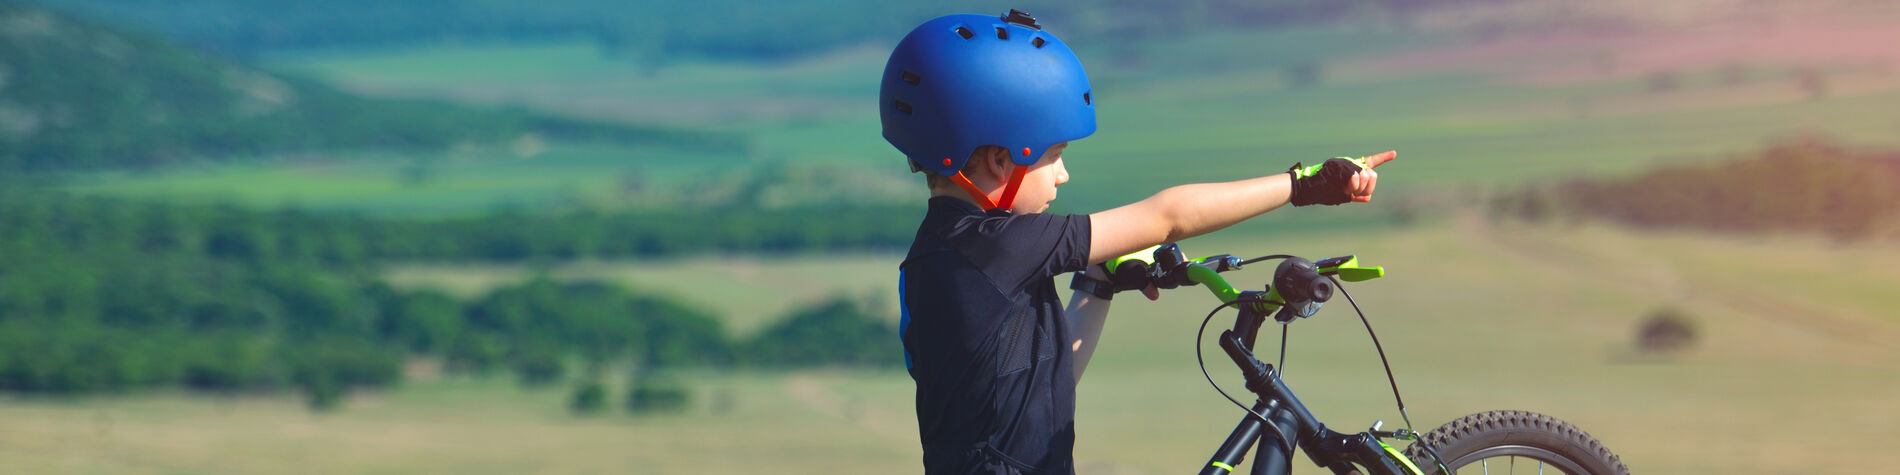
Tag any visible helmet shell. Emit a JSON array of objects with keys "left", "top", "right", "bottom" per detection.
[{"left": 880, "top": 13, "right": 1096, "bottom": 176}]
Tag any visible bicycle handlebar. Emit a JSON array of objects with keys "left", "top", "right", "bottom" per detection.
[{"left": 1104, "top": 243, "right": 1385, "bottom": 321}]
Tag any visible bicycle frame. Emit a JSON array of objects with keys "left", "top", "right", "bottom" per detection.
[
  {"left": 1199, "top": 314, "right": 1422, "bottom": 475},
  {"left": 1181, "top": 256, "right": 1427, "bottom": 475}
]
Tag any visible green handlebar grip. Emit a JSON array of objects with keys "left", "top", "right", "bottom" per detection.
[
  {"left": 1104, "top": 244, "right": 1162, "bottom": 276},
  {"left": 1334, "top": 266, "right": 1385, "bottom": 282},
  {"left": 1316, "top": 255, "right": 1386, "bottom": 282}
]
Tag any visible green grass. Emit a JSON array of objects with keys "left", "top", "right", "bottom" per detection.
[
  {"left": 62, "top": 142, "right": 755, "bottom": 214},
  {"left": 266, "top": 40, "right": 881, "bottom": 129},
  {"left": 384, "top": 253, "right": 907, "bottom": 338},
  {"left": 10, "top": 217, "right": 1900, "bottom": 473},
  {"left": 0, "top": 371, "right": 920, "bottom": 474}
]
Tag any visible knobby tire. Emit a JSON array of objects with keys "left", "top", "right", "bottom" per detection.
[{"left": 1403, "top": 410, "right": 1630, "bottom": 475}]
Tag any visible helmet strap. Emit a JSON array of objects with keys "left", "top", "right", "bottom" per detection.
[
  {"left": 946, "top": 163, "right": 1029, "bottom": 212},
  {"left": 948, "top": 171, "right": 998, "bottom": 210},
  {"left": 995, "top": 164, "right": 1029, "bottom": 211}
]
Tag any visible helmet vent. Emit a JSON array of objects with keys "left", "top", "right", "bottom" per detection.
[
  {"left": 995, "top": 27, "right": 1008, "bottom": 40},
  {"left": 1031, "top": 37, "right": 1045, "bottom": 48},
  {"left": 954, "top": 26, "right": 974, "bottom": 40},
  {"left": 1083, "top": 92, "right": 1091, "bottom": 105},
  {"left": 901, "top": 70, "right": 921, "bottom": 85},
  {"left": 893, "top": 99, "right": 914, "bottom": 115},
  {"left": 1002, "top": 9, "right": 1041, "bottom": 30}
]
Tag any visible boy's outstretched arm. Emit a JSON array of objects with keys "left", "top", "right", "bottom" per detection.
[{"left": 1085, "top": 151, "right": 1395, "bottom": 264}]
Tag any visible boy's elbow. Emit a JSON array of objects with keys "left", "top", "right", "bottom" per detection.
[
  {"left": 1157, "top": 211, "right": 1189, "bottom": 243},
  {"left": 1163, "top": 228, "right": 1191, "bottom": 243},
  {"left": 1153, "top": 189, "right": 1196, "bottom": 242}
]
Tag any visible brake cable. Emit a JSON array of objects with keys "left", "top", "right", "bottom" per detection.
[
  {"left": 1196, "top": 298, "right": 1260, "bottom": 420},
  {"left": 1330, "top": 274, "right": 1450, "bottom": 470},
  {"left": 1238, "top": 254, "right": 1295, "bottom": 267},
  {"left": 1326, "top": 275, "right": 1413, "bottom": 434}
]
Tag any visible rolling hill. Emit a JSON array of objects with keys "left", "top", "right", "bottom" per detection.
[{"left": 0, "top": 0, "right": 739, "bottom": 172}]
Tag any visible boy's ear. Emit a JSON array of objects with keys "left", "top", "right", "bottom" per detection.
[{"left": 981, "top": 147, "right": 1013, "bottom": 179}]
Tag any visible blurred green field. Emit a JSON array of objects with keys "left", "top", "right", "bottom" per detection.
[
  {"left": 65, "top": 23, "right": 1900, "bottom": 215},
  {"left": 6, "top": 218, "right": 1898, "bottom": 473},
  {"left": 384, "top": 253, "right": 908, "bottom": 337},
  {"left": 61, "top": 142, "right": 763, "bottom": 214},
  {"left": 20, "top": 6, "right": 1900, "bottom": 474},
  {"left": 122, "top": 214, "right": 1882, "bottom": 474}
]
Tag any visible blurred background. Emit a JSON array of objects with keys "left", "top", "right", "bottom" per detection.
[{"left": 2, "top": 0, "right": 1898, "bottom": 473}]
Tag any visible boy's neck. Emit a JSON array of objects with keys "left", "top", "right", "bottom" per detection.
[{"left": 931, "top": 188, "right": 992, "bottom": 210}]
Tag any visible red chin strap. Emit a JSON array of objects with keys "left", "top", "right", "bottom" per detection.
[{"left": 946, "top": 164, "right": 1029, "bottom": 212}]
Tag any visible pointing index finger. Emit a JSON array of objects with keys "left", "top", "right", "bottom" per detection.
[{"left": 1363, "top": 150, "right": 1397, "bottom": 169}]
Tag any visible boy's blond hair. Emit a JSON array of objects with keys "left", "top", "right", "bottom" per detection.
[{"left": 923, "top": 145, "right": 1007, "bottom": 192}]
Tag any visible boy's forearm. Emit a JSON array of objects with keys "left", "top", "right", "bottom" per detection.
[
  {"left": 1066, "top": 290, "right": 1112, "bottom": 382},
  {"left": 1088, "top": 173, "right": 1293, "bottom": 263},
  {"left": 1149, "top": 173, "right": 1294, "bottom": 241}
]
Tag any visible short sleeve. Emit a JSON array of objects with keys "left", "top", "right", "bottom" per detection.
[{"left": 948, "top": 212, "right": 1091, "bottom": 293}]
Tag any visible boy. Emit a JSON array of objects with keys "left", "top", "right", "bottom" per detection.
[{"left": 883, "top": 10, "right": 1392, "bottom": 474}]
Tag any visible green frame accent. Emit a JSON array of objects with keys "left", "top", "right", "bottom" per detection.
[{"left": 1378, "top": 439, "right": 1425, "bottom": 475}]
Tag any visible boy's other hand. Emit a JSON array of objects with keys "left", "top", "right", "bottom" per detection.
[{"left": 1086, "top": 263, "right": 1160, "bottom": 301}]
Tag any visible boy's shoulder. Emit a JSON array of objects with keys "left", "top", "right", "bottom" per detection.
[{"left": 905, "top": 197, "right": 1090, "bottom": 285}]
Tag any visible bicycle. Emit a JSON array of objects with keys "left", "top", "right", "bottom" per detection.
[{"left": 1102, "top": 243, "right": 1629, "bottom": 475}]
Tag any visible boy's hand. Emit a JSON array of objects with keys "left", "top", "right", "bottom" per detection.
[
  {"left": 1085, "top": 263, "right": 1160, "bottom": 301},
  {"left": 1290, "top": 150, "right": 1396, "bottom": 206}
]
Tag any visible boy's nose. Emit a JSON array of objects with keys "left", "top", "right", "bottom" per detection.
[{"left": 1053, "top": 157, "right": 1069, "bottom": 185}]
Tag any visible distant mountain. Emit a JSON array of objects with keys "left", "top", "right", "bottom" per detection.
[{"left": 0, "top": 0, "right": 740, "bottom": 172}]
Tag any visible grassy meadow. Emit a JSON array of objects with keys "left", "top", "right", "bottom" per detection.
[{"left": 7, "top": 218, "right": 1900, "bottom": 473}]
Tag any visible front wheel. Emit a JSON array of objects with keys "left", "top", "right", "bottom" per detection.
[{"left": 1402, "top": 410, "right": 1628, "bottom": 475}]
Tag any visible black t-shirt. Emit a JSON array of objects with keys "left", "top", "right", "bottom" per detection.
[{"left": 899, "top": 196, "right": 1092, "bottom": 474}]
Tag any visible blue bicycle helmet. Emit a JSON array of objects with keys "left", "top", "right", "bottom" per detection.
[{"left": 880, "top": 10, "right": 1096, "bottom": 190}]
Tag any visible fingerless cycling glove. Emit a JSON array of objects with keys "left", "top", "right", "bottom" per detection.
[{"left": 1288, "top": 157, "right": 1366, "bottom": 206}]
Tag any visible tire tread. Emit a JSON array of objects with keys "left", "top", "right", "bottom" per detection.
[{"left": 1403, "top": 410, "right": 1629, "bottom": 475}]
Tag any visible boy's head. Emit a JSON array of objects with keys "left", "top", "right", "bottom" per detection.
[{"left": 880, "top": 10, "right": 1094, "bottom": 212}]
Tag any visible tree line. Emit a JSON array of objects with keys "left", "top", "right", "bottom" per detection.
[
  {"left": 1491, "top": 137, "right": 1900, "bottom": 239},
  {"left": 1, "top": 190, "right": 919, "bottom": 264},
  {"left": 0, "top": 188, "right": 908, "bottom": 409}
]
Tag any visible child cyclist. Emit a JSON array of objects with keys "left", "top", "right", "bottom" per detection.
[{"left": 885, "top": 10, "right": 1393, "bottom": 474}]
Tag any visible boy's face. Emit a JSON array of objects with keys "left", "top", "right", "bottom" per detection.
[{"left": 1010, "top": 142, "right": 1070, "bottom": 214}]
